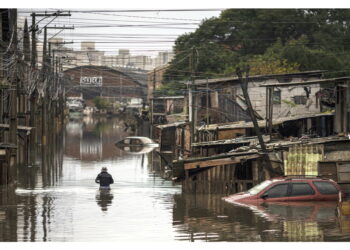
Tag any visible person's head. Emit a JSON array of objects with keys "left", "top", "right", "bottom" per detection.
[{"left": 101, "top": 167, "right": 108, "bottom": 172}]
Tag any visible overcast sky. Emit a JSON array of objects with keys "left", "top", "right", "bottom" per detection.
[
  {"left": 14, "top": 0, "right": 350, "bottom": 58},
  {"left": 17, "top": 8, "right": 223, "bottom": 57}
]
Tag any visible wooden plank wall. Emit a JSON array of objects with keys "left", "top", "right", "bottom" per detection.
[
  {"left": 182, "top": 161, "right": 258, "bottom": 194},
  {"left": 218, "top": 128, "right": 246, "bottom": 140}
]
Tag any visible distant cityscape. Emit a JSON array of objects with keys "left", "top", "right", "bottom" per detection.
[
  {"left": 47, "top": 38, "right": 174, "bottom": 71},
  {"left": 16, "top": 16, "right": 175, "bottom": 72}
]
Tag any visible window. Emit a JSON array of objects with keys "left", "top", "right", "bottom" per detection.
[
  {"left": 273, "top": 90, "right": 281, "bottom": 104},
  {"left": 293, "top": 96, "right": 307, "bottom": 105},
  {"left": 248, "top": 180, "right": 273, "bottom": 195},
  {"left": 263, "top": 184, "right": 288, "bottom": 198},
  {"left": 278, "top": 77, "right": 292, "bottom": 83},
  {"left": 200, "top": 95, "right": 211, "bottom": 108},
  {"left": 313, "top": 181, "right": 338, "bottom": 195},
  {"left": 290, "top": 183, "right": 315, "bottom": 196},
  {"left": 130, "top": 139, "right": 142, "bottom": 145},
  {"left": 173, "top": 99, "right": 184, "bottom": 114},
  {"left": 124, "top": 139, "right": 130, "bottom": 144}
]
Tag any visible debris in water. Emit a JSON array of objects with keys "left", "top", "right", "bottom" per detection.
[
  {"left": 262, "top": 229, "right": 280, "bottom": 233},
  {"left": 217, "top": 215, "right": 229, "bottom": 218}
]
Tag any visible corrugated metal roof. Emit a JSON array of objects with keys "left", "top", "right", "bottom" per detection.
[
  {"left": 198, "top": 112, "right": 334, "bottom": 131},
  {"left": 156, "top": 121, "right": 188, "bottom": 129},
  {"left": 259, "top": 76, "right": 350, "bottom": 88},
  {"left": 191, "top": 70, "right": 326, "bottom": 86},
  {"left": 151, "top": 96, "right": 185, "bottom": 100},
  {"left": 0, "top": 123, "right": 33, "bottom": 132}
]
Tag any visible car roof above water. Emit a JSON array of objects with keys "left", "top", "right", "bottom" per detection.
[
  {"left": 122, "top": 136, "right": 154, "bottom": 143},
  {"left": 271, "top": 177, "right": 333, "bottom": 182}
]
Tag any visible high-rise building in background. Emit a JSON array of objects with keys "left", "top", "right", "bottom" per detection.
[
  {"left": 45, "top": 38, "right": 174, "bottom": 71},
  {"left": 81, "top": 41, "right": 95, "bottom": 51},
  {"left": 154, "top": 51, "right": 175, "bottom": 68}
]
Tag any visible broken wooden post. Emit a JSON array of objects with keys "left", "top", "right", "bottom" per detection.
[
  {"left": 189, "top": 46, "right": 198, "bottom": 148},
  {"left": 265, "top": 87, "right": 274, "bottom": 136},
  {"left": 236, "top": 67, "right": 280, "bottom": 177}
]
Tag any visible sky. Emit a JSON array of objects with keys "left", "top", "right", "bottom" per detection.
[
  {"left": 14, "top": 0, "right": 350, "bottom": 59},
  {"left": 17, "top": 8, "right": 223, "bottom": 58}
]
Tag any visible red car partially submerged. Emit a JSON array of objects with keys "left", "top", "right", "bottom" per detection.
[{"left": 223, "top": 177, "right": 344, "bottom": 205}]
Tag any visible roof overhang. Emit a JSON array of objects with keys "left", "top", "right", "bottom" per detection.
[
  {"left": 156, "top": 121, "right": 188, "bottom": 129},
  {"left": 151, "top": 96, "right": 185, "bottom": 100},
  {"left": 259, "top": 76, "right": 350, "bottom": 88},
  {"left": 190, "top": 70, "right": 326, "bottom": 87},
  {"left": 198, "top": 112, "right": 334, "bottom": 131}
]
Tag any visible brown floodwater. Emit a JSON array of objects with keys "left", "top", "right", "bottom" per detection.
[{"left": 1, "top": 116, "right": 350, "bottom": 242}]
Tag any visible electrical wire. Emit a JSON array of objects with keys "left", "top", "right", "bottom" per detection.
[{"left": 6, "top": 8, "right": 350, "bottom": 91}]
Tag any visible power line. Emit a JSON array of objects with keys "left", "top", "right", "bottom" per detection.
[
  {"left": 19, "top": 9, "right": 225, "bottom": 13},
  {"left": 70, "top": 25, "right": 196, "bottom": 29},
  {"left": 34, "top": 16, "right": 201, "bottom": 25}
]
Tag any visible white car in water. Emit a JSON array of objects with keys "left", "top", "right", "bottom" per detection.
[{"left": 115, "top": 136, "right": 159, "bottom": 154}]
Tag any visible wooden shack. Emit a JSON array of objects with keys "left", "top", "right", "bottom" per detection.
[
  {"left": 191, "top": 71, "right": 325, "bottom": 125},
  {"left": 150, "top": 96, "right": 187, "bottom": 125}
]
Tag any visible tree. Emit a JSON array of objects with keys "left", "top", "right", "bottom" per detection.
[
  {"left": 161, "top": 9, "right": 350, "bottom": 94},
  {"left": 93, "top": 97, "right": 109, "bottom": 110}
]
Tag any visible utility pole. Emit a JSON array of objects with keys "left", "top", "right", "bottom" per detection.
[
  {"left": 30, "top": 13, "right": 37, "bottom": 68},
  {"left": 29, "top": 13, "right": 37, "bottom": 164},
  {"left": 48, "top": 31, "right": 74, "bottom": 72},
  {"left": 206, "top": 77, "right": 209, "bottom": 125},
  {"left": 153, "top": 68, "right": 156, "bottom": 97},
  {"left": 30, "top": 11, "right": 72, "bottom": 67},
  {"left": 20, "top": 18, "right": 30, "bottom": 165},
  {"left": 236, "top": 66, "right": 279, "bottom": 177},
  {"left": 48, "top": 41, "right": 52, "bottom": 73},
  {"left": 23, "top": 18, "right": 31, "bottom": 62},
  {"left": 28, "top": 11, "right": 71, "bottom": 167},
  {"left": 42, "top": 27, "right": 48, "bottom": 77},
  {"left": 8, "top": 8, "right": 18, "bottom": 185},
  {"left": 41, "top": 26, "right": 48, "bottom": 164},
  {"left": 189, "top": 46, "right": 197, "bottom": 147}
]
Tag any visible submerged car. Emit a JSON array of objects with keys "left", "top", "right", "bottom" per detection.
[
  {"left": 223, "top": 177, "right": 343, "bottom": 204},
  {"left": 115, "top": 136, "right": 159, "bottom": 154}
]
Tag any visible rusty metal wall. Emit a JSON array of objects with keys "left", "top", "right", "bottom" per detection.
[{"left": 283, "top": 144, "right": 324, "bottom": 176}]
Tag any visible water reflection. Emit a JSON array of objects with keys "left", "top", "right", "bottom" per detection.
[
  {"left": 65, "top": 116, "right": 131, "bottom": 161},
  {"left": 0, "top": 188, "right": 17, "bottom": 241},
  {"left": 117, "top": 145, "right": 156, "bottom": 155},
  {"left": 3, "top": 116, "right": 181, "bottom": 241},
  {"left": 172, "top": 194, "right": 350, "bottom": 241},
  {"left": 1, "top": 116, "right": 350, "bottom": 241},
  {"left": 96, "top": 190, "right": 114, "bottom": 212}
]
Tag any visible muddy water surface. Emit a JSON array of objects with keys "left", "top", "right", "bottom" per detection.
[{"left": 0, "top": 116, "right": 350, "bottom": 242}]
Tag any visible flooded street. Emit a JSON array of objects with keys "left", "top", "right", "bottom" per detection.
[{"left": 1, "top": 117, "right": 350, "bottom": 242}]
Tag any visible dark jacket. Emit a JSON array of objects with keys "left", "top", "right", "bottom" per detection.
[{"left": 95, "top": 172, "right": 114, "bottom": 187}]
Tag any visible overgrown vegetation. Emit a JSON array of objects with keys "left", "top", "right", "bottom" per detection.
[
  {"left": 93, "top": 97, "right": 109, "bottom": 110},
  {"left": 160, "top": 9, "right": 350, "bottom": 95}
]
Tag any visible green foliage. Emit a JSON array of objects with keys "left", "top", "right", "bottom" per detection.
[
  {"left": 93, "top": 97, "right": 109, "bottom": 110},
  {"left": 224, "top": 41, "right": 300, "bottom": 76},
  {"left": 164, "top": 8, "right": 350, "bottom": 88},
  {"left": 278, "top": 36, "right": 344, "bottom": 74},
  {"left": 153, "top": 81, "right": 187, "bottom": 96}
]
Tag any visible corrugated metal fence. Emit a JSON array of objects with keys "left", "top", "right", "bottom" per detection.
[{"left": 284, "top": 144, "right": 324, "bottom": 176}]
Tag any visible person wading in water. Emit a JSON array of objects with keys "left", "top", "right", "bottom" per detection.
[{"left": 95, "top": 167, "right": 114, "bottom": 190}]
